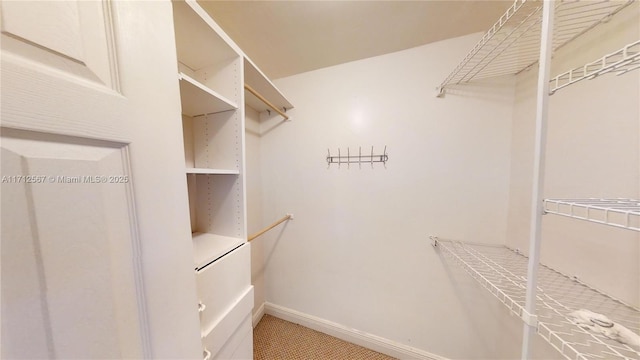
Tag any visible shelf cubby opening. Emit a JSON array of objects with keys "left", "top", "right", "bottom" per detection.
[
  {"left": 186, "top": 173, "right": 245, "bottom": 240},
  {"left": 172, "top": 1, "right": 241, "bottom": 103}
]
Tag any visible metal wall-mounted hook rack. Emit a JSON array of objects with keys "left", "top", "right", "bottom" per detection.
[
  {"left": 327, "top": 146, "right": 388, "bottom": 169},
  {"left": 245, "top": 84, "right": 291, "bottom": 121}
]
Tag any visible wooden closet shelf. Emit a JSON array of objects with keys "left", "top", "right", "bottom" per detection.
[
  {"left": 192, "top": 233, "right": 244, "bottom": 271},
  {"left": 186, "top": 168, "right": 239, "bottom": 175},
  {"left": 544, "top": 198, "right": 640, "bottom": 231},
  {"left": 179, "top": 73, "right": 237, "bottom": 117}
]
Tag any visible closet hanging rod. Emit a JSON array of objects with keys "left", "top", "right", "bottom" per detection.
[
  {"left": 244, "top": 84, "right": 290, "bottom": 120},
  {"left": 248, "top": 214, "right": 294, "bottom": 241}
]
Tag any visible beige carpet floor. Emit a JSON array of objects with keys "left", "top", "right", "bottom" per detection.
[{"left": 253, "top": 314, "right": 396, "bottom": 360}]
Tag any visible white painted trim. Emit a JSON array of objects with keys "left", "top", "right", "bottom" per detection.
[
  {"left": 263, "top": 302, "right": 449, "bottom": 360},
  {"left": 122, "top": 145, "right": 152, "bottom": 358},
  {"left": 252, "top": 302, "right": 265, "bottom": 328}
]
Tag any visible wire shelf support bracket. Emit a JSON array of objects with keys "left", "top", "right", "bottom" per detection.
[{"left": 327, "top": 146, "right": 388, "bottom": 169}]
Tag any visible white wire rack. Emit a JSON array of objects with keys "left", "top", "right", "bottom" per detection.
[
  {"left": 550, "top": 40, "right": 640, "bottom": 94},
  {"left": 437, "top": 0, "right": 634, "bottom": 95},
  {"left": 434, "top": 238, "right": 640, "bottom": 360},
  {"left": 544, "top": 198, "right": 640, "bottom": 231}
]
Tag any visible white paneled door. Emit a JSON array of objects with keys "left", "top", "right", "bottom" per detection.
[{"left": 1, "top": 1, "right": 200, "bottom": 359}]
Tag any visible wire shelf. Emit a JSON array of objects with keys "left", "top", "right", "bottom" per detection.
[
  {"left": 434, "top": 239, "right": 640, "bottom": 360},
  {"left": 544, "top": 198, "right": 640, "bottom": 232},
  {"left": 550, "top": 40, "right": 640, "bottom": 94},
  {"left": 438, "top": 0, "right": 634, "bottom": 93}
]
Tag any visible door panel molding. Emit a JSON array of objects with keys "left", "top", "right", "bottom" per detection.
[
  {"left": 0, "top": 0, "right": 120, "bottom": 90},
  {"left": 1, "top": 128, "right": 150, "bottom": 359}
]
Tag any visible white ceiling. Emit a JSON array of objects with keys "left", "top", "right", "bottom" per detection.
[{"left": 199, "top": 1, "right": 511, "bottom": 80}]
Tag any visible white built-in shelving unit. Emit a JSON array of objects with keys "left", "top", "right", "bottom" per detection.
[
  {"left": 170, "top": 1, "right": 247, "bottom": 359},
  {"left": 170, "top": 1, "right": 294, "bottom": 358},
  {"left": 173, "top": 0, "right": 245, "bottom": 247},
  {"left": 436, "top": 0, "right": 639, "bottom": 359}
]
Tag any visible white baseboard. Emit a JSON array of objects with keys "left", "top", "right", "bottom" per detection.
[
  {"left": 263, "top": 302, "right": 449, "bottom": 360},
  {"left": 252, "top": 302, "right": 266, "bottom": 328}
]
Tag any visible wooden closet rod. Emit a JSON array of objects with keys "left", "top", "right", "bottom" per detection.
[
  {"left": 244, "top": 84, "right": 290, "bottom": 120},
  {"left": 248, "top": 214, "right": 293, "bottom": 241}
]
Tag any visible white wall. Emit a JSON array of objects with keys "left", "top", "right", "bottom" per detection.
[
  {"left": 243, "top": 5, "right": 640, "bottom": 358},
  {"left": 251, "top": 33, "right": 562, "bottom": 359},
  {"left": 506, "top": 3, "right": 640, "bottom": 307}
]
